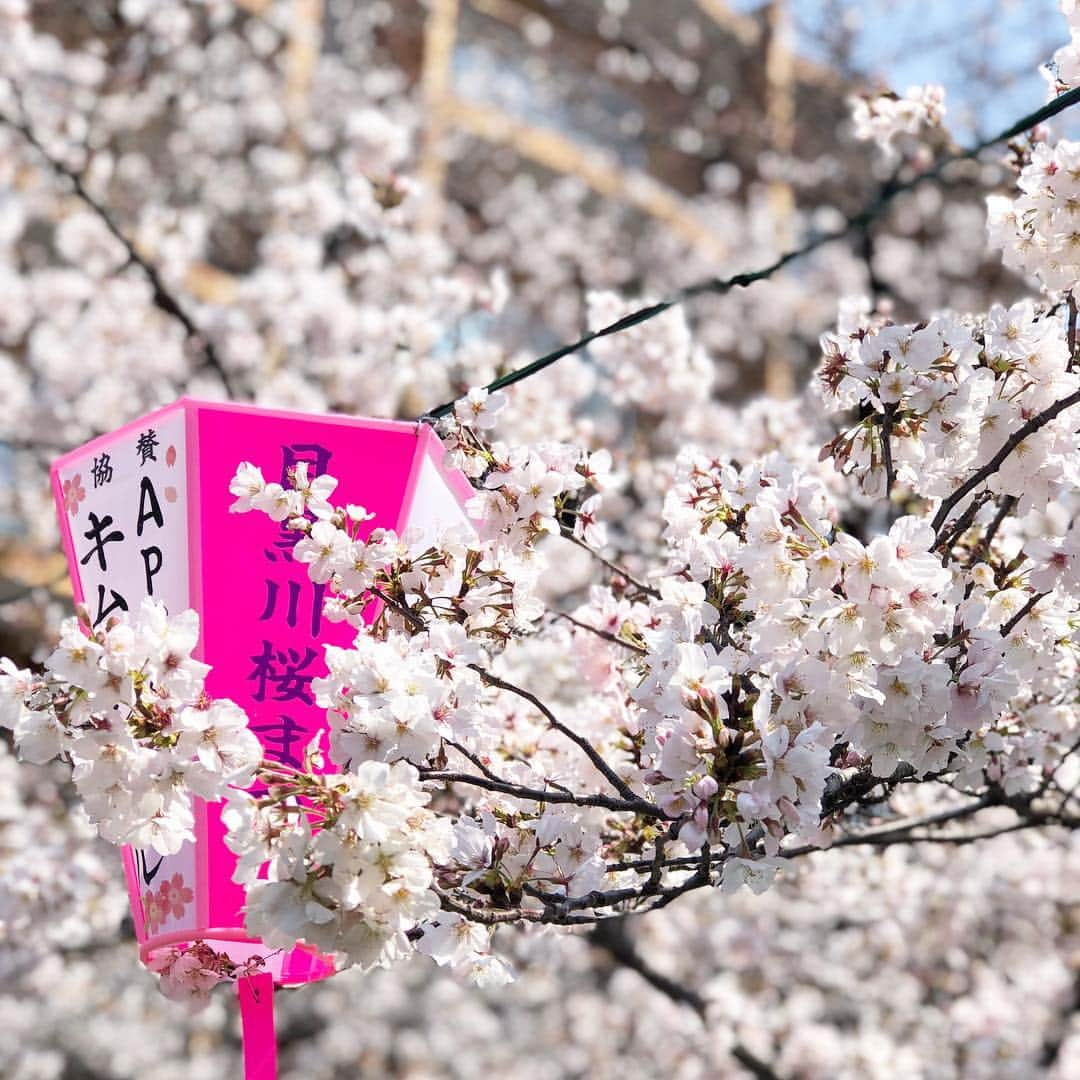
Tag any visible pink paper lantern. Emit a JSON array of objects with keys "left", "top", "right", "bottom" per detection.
[{"left": 50, "top": 398, "right": 474, "bottom": 1073}]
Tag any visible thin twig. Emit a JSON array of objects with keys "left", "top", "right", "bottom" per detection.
[
  {"left": 419, "top": 768, "right": 654, "bottom": 815},
  {"left": 589, "top": 916, "right": 785, "bottom": 1079},
  {"left": 1068, "top": 292, "right": 1078, "bottom": 371},
  {"left": 369, "top": 587, "right": 657, "bottom": 812},
  {"left": 561, "top": 532, "right": 660, "bottom": 599},
  {"left": 0, "top": 101, "right": 237, "bottom": 397},
  {"left": 1000, "top": 590, "right": 1048, "bottom": 637},
  {"left": 444, "top": 738, "right": 503, "bottom": 783},
  {"left": 590, "top": 918, "right": 707, "bottom": 1016},
  {"left": 936, "top": 490, "right": 992, "bottom": 557},
  {"left": 469, "top": 664, "right": 657, "bottom": 813},
  {"left": 553, "top": 610, "right": 647, "bottom": 654},
  {"left": 880, "top": 405, "right": 896, "bottom": 500},
  {"left": 369, "top": 585, "right": 660, "bottom": 812},
  {"left": 979, "top": 494, "right": 1017, "bottom": 554},
  {"left": 931, "top": 387, "right": 1080, "bottom": 536}
]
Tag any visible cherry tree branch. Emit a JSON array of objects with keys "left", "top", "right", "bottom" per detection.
[
  {"left": 1040, "top": 970, "right": 1080, "bottom": 1069},
  {"left": 979, "top": 494, "right": 1018, "bottom": 555},
  {"left": 419, "top": 767, "right": 658, "bottom": 815},
  {"left": 589, "top": 918, "right": 784, "bottom": 1080},
  {"left": 438, "top": 786, "right": 1079, "bottom": 928},
  {"left": 423, "top": 85, "right": 1080, "bottom": 419},
  {"left": 1068, "top": 292, "right": 1078, "bottom": 371},
  {"left": 560, "top": 531, "right": 661, "bottom": 599},
  {"left": 552, "top": 610, "right": 648, "bottom": 654},
  {"left": 936, "top": 490, "right": 993, "bottom": 556},
  {"left": 369, "top": 585, "right": 658, "bottom": 813},
  {"left": 1000, "top": 591, "right": 1049, "bottom": 636},
  {"left": 469, "top": 664, "right": 659, "bottom": 813},
  {"left": 931, "top": 388, "right": 1080, "bottom": 536},
  {"left": 0, "top": 96, "right": 237, "bottom": 397},
  {"left": 880, "top": 405, "right": 896, "bottom": 500},
  {"left": 590, "top": 917, "right": 708, "bottom": 1015}
]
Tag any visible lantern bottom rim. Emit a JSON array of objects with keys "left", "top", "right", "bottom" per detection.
[{"left": 139, "top": 926, "right": 336, "bottom": 987}]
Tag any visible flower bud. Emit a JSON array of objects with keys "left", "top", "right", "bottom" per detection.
[{"left": 692, "top": 775, "right": 719, "bottom": 800}]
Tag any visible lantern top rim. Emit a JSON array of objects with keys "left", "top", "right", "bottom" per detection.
[{"left": 51, "top": 396, "right": 434, "bottom": 479}]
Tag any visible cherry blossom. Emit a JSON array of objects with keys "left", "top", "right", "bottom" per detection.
[{"left": 1, "top": 3, "right": 1080, "bottom": 1072}]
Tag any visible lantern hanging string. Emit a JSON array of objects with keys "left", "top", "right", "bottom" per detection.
[
  {"left": 420, "top": 84, "right": 1080, "bottom": 422},
  {"left": 238, "top": 971, "right": 279, "bottom": 1080}
]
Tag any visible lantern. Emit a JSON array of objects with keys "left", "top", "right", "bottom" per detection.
[{"left": 51, "top": 398, "right": 475, "bottom": 1077}]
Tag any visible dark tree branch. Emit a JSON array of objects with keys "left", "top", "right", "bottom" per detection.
[
  {"left": 936, "top": 490, "right": 993, "bottom": 557},
  {"left": 560, "top": 531, "right": 661, "bottom": 599},
  {"left": 0, "top": 99, "right": 237, "bottom": 397},
  {"left": 419, "top": 767, "right": 657, "bottom": 815},
  {"left": 1068, "top": 292, "right": 1078, "bottom": 371},
  {"left": 880, "top": 405, "right": 896, "bottom": 500},
  {"left": 1000, "top": 591, "right": 1049, "bottom": 637},
  {"left": 979, "top": 494, "right": 1017, "bottom": 554},
  {"left": 553, "top": 609, "right": 648, "bottom": 654},
  {"left": 470, "top": 664, "right": 657, "bottom": 813},
  {"left": 1040, "top": 970, "right": 1080, "bottom": 1068},
  {"left": 590, "top": 917, "right": 707, "bottom": 1015},
  {"left": 589, "top": 918, "right": 785, "bottom": 1080},
  {"left": 423, "top": 86, "right": 1080, "bottom": 419},
  {"left": 932, "top": 387, "right": 1080, "bottom": 536}
]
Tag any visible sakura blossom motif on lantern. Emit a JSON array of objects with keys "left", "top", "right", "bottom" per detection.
[
  {"left": 62, "top": 472, "right": 86, "bottom": 516},
  {"left": 141, "top": 873, "right": 194, "bottom": 934},
  {"left": 159, "top": 872, "right": 195, "bottom": 921},
  {"left": 142, "top": 888, "right": 166, "bottom": 936}
]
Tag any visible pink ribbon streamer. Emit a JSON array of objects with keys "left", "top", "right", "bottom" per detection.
[{"left": 238, "top": 973, "right": 277, "bottom": 1080}]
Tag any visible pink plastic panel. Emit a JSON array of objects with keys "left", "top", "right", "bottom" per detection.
[{"left": 193, "top": 404, "right": 422, "bottom": 932}]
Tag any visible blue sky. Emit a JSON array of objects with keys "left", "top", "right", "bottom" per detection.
[{"left": 729, "top": 0, "right": 1069, "bottom": 140}]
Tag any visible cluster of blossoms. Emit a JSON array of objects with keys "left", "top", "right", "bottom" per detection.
[
  {"left": 849, "top": 84, "right": 946, "bottom": 157},
  {"left": 224, "top": 757, "right": 472, "bottom": 978},
  {"left": 0, "top": 591, "right": 508, "bottom": 988},
  {"left": 223, "top": 439, "right": 622, "bottom": 974},
  {"left": 818, "top": 298, "right": 1080, "bottom": 508},
  {"left": 987, "top": 136, "right": 1080, "bottom": 292},
  {"left": 442, "top": 391, "right": 614, "bottom": 555},
  {"left": 630, "top": 459, "right": 837, "bottom": 869},
  {"left": 814, "top": 294, "right": 1080, "bottom": 785},
  {"left": 584, "top": 291, "right": 722, "bottom": 418},
  {"left": 148, "top": 941, "right": 272, "bottom": 1011},
  {"left": 12, "top": 274, "right": 1080, "bottom": 996},
  {"left": 1046, "top": 0, "right": 1080, "bottom": 92},
  {"left": 228, "top": 420, "right": 622, "bottom": 918},
  {"left": 224, "top": 288, "right": 1080, "bottom": 923},
  {"left": 0, "top": 600, "right": 260, "bottom": 853}
]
